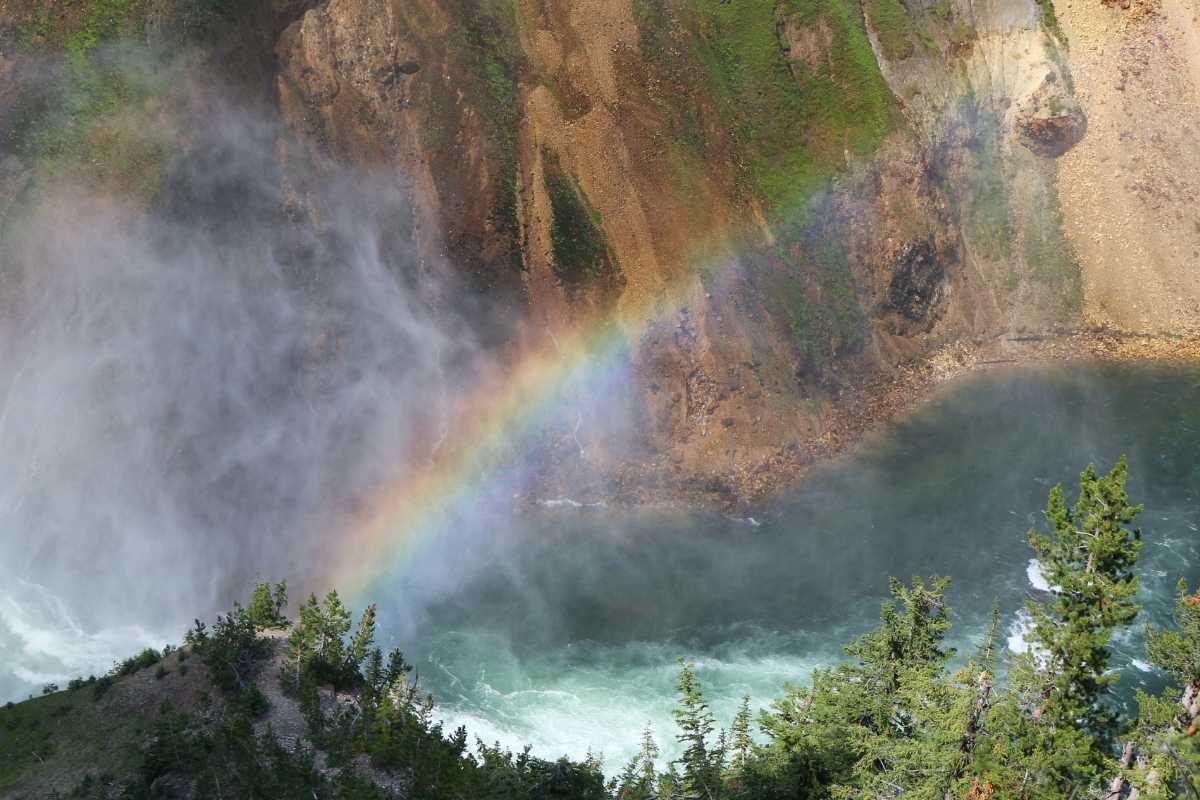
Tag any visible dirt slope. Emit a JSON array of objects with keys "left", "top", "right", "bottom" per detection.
[{"left": 1056, "top": 0, "right": 1200, "bottom": 333}]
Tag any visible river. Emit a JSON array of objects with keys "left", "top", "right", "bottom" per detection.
[{"left": 378, "top": 363, "right": 1200, "bottom": 769}]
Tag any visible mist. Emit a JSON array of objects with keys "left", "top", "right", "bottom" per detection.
[{"left": 0, "top": 59, "right": 493, "bottom": 700}]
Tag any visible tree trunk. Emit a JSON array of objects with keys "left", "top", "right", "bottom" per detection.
[
  {"left": 1180, "top": 679, "right": 1200, "bottom": 728},
  {"left": 961, "top": 672, "right": 993, "bottom": 753},
  {"left": 1104, "top": 741, "right": 1135, "bottom": 800}
]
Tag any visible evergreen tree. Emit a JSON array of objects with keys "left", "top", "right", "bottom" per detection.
[
  {"left": 845, "top": 575, "right": 953, "bottom": 698},
  {"left": 347, "top": 603, "right": 377, "bottom": 677},
  {"left": 384, "top": 648, "right": 413, "bottom": 686},
  {"left": 614, "top": 722, "right": 660, "bottom": 799},
  {"left": 658, "top": 762, "right": 682, "bottom": 800},
  {"left": 363, "top": 647, "right": 385, "bottom": 699},
  {"left": 247, "top": 578, "right": 289, "bottom": 631},
  {"left": 673, "top": 659, "right": 719, "bottom": 799},
  {"left": 1146, "top": 579, "right": 1200, "bottom": 731},
  {"left": 729, "top": 696, "right": 753, "bottom": 776},
  {"left": 1127, "top": 580, "right": 1200, "bottom": 796},
  {"left": 319, "top": 590, "right": 352, "bottom": 667},
  {"left": 286, "top": 593, "right": 323, "bottom": 685},
  {"left": 614, "top": 757, "right": 642, "bottom": 800},
  {"left": 1025, "top": 456, "right": 1143, "bottom": 737},
  {"left": 640, "top": 723, "right": 660, "bottom": 787}
]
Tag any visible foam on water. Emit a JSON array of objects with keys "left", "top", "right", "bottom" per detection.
[
  {"left": 1026, "top": 559, "right": 1052, "bottom": 592},
  {"left": 0, "top": 573, "right": 169, "bottom": 698},
  {"left": 422, "top": 631, "right": 830, "bottom": 768}
]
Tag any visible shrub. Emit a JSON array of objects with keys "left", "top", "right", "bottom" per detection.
[
  {"left": 92, "top": 675, "right": 114, "bottom": 701},
  {"left": 115, "top": 647, "right": 162, "bottom": 676}
]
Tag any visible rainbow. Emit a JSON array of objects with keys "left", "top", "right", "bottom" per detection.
[{"left": 327, "top": 270, "right": 709, "bottom": 603}]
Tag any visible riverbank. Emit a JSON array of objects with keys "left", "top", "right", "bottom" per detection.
[{"left": 584, "top": 327, "right": 1200, "bottom": 510}]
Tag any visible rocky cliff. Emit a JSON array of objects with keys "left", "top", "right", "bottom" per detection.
[{"left": 1, "top": 0, "right": 1197, "bottom": 505}]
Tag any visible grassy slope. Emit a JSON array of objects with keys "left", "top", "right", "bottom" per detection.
[
  {"left": 865, "top": 0, "right": 915, "bottom": 61},
  {"left": 10, "top": 0, "right": 164, "bottom": 198},
  {"left": 544, "top": 151, "right": 621, "bottom": 295},
  {"left": 672, "top": 0, "right": 896, "bottom": 367},
  {"left": 438, "top": 0, "right": 526, "bottom": 274},
  {"left": 0, "top": 650, "right": 208, "bottom": 796},
  {"left": 685, "top": 0, "right": 896, "bottom": 220}
]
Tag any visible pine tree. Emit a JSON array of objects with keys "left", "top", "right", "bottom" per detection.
[
  {"left": 246, "top": 578, "right": 289, "bottom": 630},
  {"left": 364, "top": 647, "right": 385, "bottom": 698},
  {"left": 638, "top": 722, "right": 660, "bottom": 790},
  {"left": 1026, "top": 456, "right": 1143, "bottom": 737},
  {"left": 272, "top": 579, "right": 288, "bottom": 620},
  {"left": 286, "top": 593, "right": 323, "bottom": 685},
  {"left": 845, "top": 575, "right": 953, "bottom": 696},
  {"left": 1146, "top": 579, "right": 1200, "bottom": 731},
  {"left": 673, "top": 659, "right": 718, "bottom": 799},
  {"left": 347, "top": 603, "right": 377, "bottom": 676},
  {"left": 1127, "top": 579, "right": 1200, "bottom": 795},
  {"left": 729, "top": 695, "right": 753, "bottom": 777},
  {"left": 318, "top": 590, "right": 352, "bottom": 667},
  {"left": 384, "top": 648, "right": 413, "bottom": 686},
  {"left": 614, "top": 756, "right": 642, "bottom": 800}
]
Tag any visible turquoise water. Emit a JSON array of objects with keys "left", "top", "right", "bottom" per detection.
[{"left": 378, "top": 364, "right": 1200, "bottom": 769}]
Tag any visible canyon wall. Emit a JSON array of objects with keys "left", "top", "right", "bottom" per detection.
[{"left": 1, "top": 0, "right": 1197, "bottom": 504}]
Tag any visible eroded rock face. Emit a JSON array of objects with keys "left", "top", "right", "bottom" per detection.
[
  {"left": 1017, "top": 76, "right": 1088, "bottom": 157},
  {"left": 266, "top": 0, "right": 1103, "bottom": 501},
  {"left": 276, "top": 0, "right": 527, "bottom": 336},
  {"left": 886, "top": 241, "right": 947, "bottom": 323}
]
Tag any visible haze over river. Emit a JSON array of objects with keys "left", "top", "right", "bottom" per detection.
[{"left": 384, "top": 364, "right": 1200, "bottom": 767}]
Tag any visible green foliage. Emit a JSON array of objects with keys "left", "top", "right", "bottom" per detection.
[
  {"left": 247, "top": 579, "right": 290, "bottom": 631},
  {"left": 186, "top": 608, "right": 266, "bottom": 700},
  {"left": 865, "top": 0, "right": 915, "bottom": 61},
  {"left": 91, "top": 675, "right": 114, "bottom": 700},
  {"left": 1025, "top": 456, "right": 1143, "bottom": 738},
  {"left": 115, "top": 647, "right": 161, "bottom": 676},
  {"left": 1022, "top": 180, "right": 1083, "bottom": 316},
  {"left": 0, "top": 676, "right": 147, "bottom": 791},
  {"left": 12, "top": 0, "right": 164, "bottom": 197},
  {"left": 544, "top": 154, "right": 622, "bottom": 296},
  {"left": 613, "top": 723, "right": 660, "bottom": 799},
  {"left": 1130, "top": 581, "right": 1200, "bottom": 794},
  {"left": 686, "top": 0, "right": 896, "bottom": 216},
  {"left": 136, "top": 703, "right": 337, "bottom": 799},
  {"left": 1147, "top": 581, "right": 1200, "bottom": 694},
  {"left": 9, "top": 463, "right": 1198, "bottom": 799},
  {"left": 1035, "top": 0, "right": 1066, "bottom": 44},
  {"left": 672, "top": 660, "right": 721, "bottom": 797},
  {"left": 728, "top": 696, "right": 753, "bottom": 778},
  {"left": 449, "top": 0, "right": 526, "bottom": 271},
  {"left": 284, "top": 590, "right": 373, "bottom": 691},
  {"left": 64, "top": 0, "right": 146, "bottom": 57}
]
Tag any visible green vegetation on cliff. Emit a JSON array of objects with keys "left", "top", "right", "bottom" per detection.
[
  {"left": 12, "top": 0, "right": 161, "bottom": 192},
  {"left": 865, "top": 0, "right": 915, "bottom": 61},
  {"left": 686, "top": 0, "right": 897, "bottom": 216},
  {"left": 544, "top": 152, "right": 622, "bottom": 297},
  {"left": 455, "top": 0, "right": 526, "bottom": 272}
]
